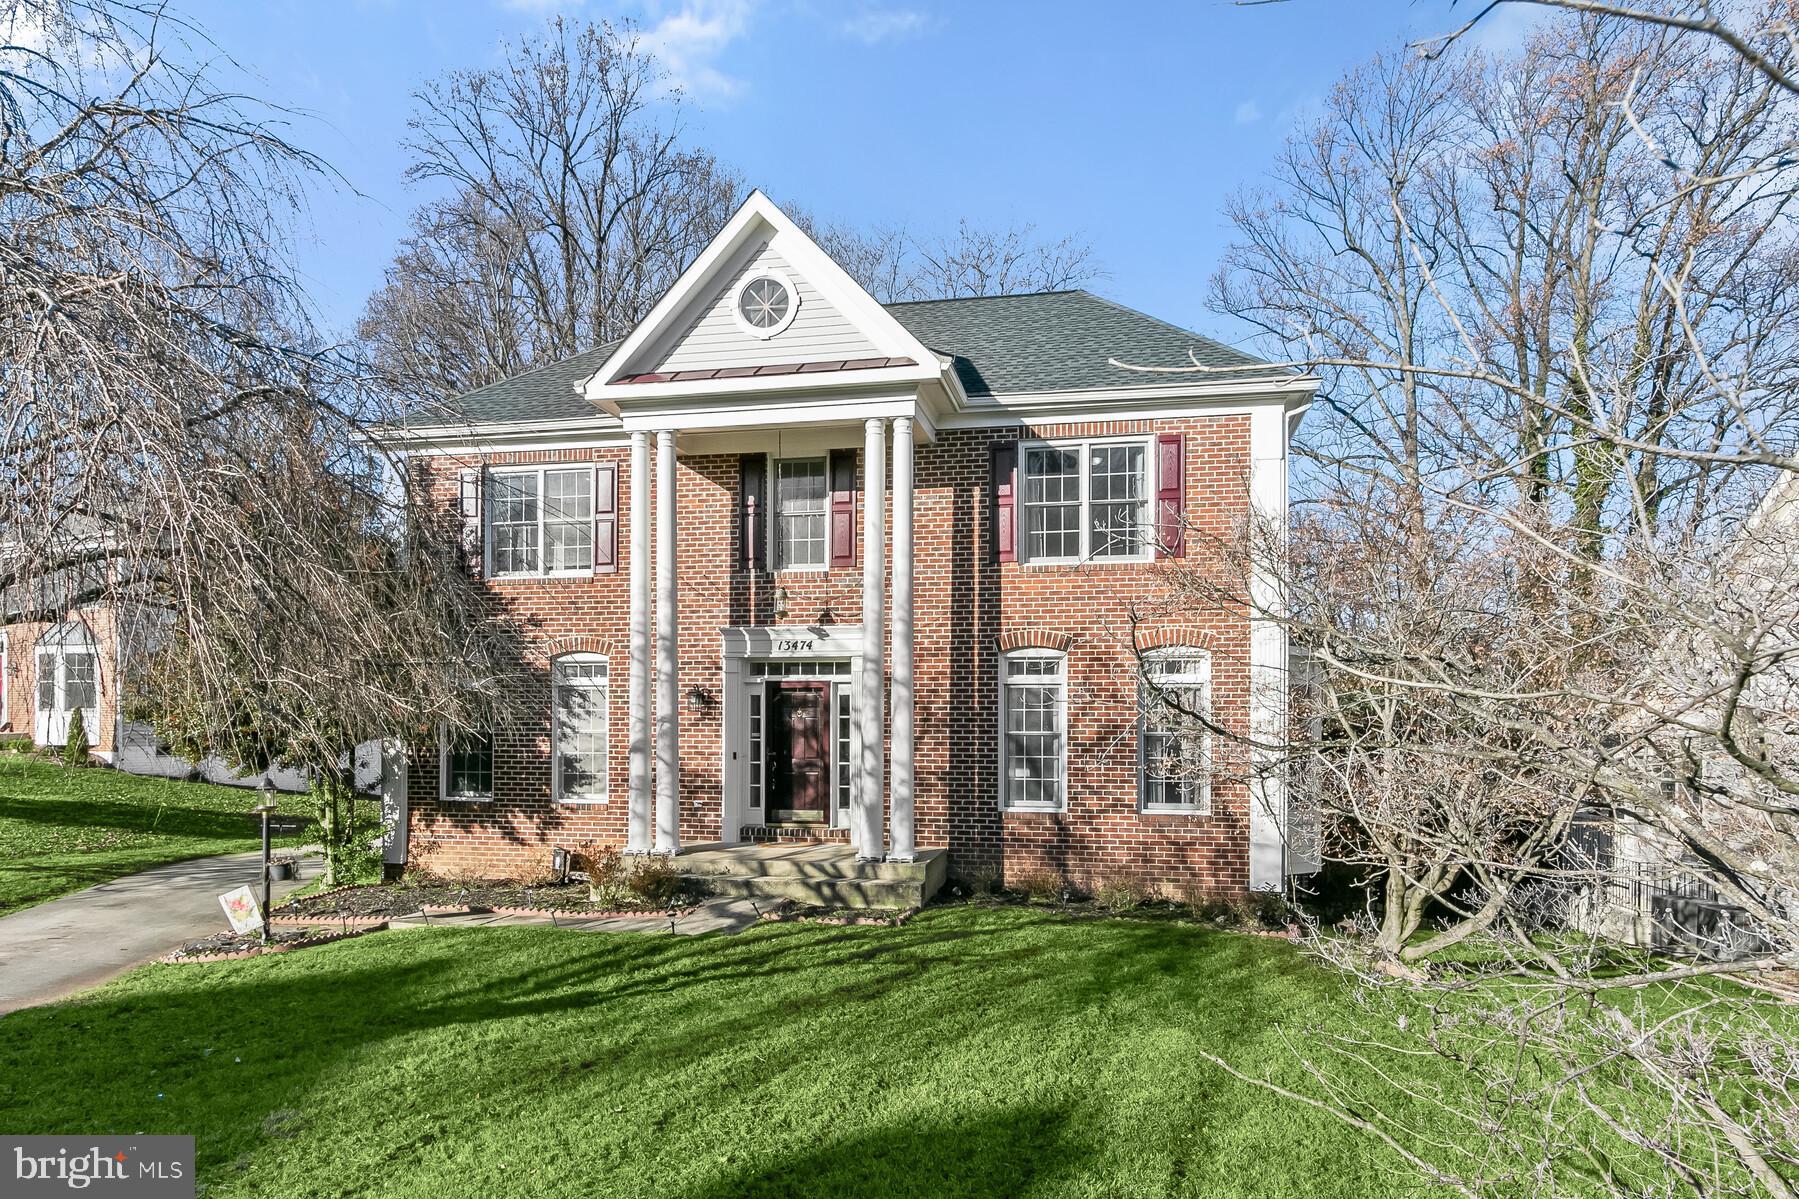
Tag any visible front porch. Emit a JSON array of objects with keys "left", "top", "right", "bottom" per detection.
[{"left": 673, "top": 842, "right": 949, "bottom": 910}]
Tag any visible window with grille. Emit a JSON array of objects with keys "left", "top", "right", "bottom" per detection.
[
  {"left": 441, "top": 727, "right": 494, "bottom": 801},
  {"left": 553, "top": 655, "right": 608, "bottom": 802},
  {"left": 62, "top": 654, "right": 96, "bottom": 710},
  {"left": 774, "top": 457, "right": 828, "bottom": 569},
  {"left": 999, "top": 650, "right": 1067, "bottom": 810},
  {"left": 489, "top": 467, "right": 593, "bottom": 576},
  {"left": 1139, "top": 652, "right": 1211, "bottom": 812},
  {"left": 1020, "top": 440, "right": 1151, "bottom": 563}
]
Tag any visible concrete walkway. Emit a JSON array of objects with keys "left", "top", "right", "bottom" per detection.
[{"left": 0, "top": 850, "right": 320, "bottom": 1016}]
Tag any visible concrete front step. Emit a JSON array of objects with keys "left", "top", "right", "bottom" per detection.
[{"left": 674, "top": 844, "right": 948, "bottom": 910}]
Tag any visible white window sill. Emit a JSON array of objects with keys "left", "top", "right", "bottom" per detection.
[
  {"left": 772, "top": 563, "right": 830, "bottom": 574},
  {"left": 488, "top": 571, "right": 594, "bottom": 582},
  {"left": 1017, "top": 555, "right": 1155, "bottom": 569},
  {"left": 441, "top": 794, "right": 493, "bottom": 804},
  {"left": 999, "top": 804, "right": 1066, "bottom": 814},
  {"left": 556, "top": 797, "right": 609, "bottom": 806},
  {"left": 1142, "top": 805, "right": 1212, "bottom": 816}
]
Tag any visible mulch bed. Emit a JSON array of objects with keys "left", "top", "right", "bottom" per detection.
[
  {"left": 273, "top": 879, "right": 693, "bottom": 922},
  {"left": 163, "top": 924, "right": 384, "bottom": 964},
  {"left": 759, "top": 901, "right": 917, "bottom": 927}
]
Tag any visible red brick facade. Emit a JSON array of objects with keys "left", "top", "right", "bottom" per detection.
[
  {"left": 405, "top": 414, "right": 1256, "bottom": 895},
  {"left": 0, "top": 607, "right": 120, "bottom": 756}
]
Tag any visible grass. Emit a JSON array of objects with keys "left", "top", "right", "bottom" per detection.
[
  {"left": 0, "top": 906, "right": 1477, "bottom": 1198},
  {"left": 0, "top": 753, "right": 315, "bottom": 915}
]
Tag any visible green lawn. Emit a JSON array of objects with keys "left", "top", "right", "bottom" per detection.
[
  {"left": 0, "top": 907, "right": 1475, "bottom": 1198},
  {"left": 0, "top": 754, "right": 314, "bottom": 915}
]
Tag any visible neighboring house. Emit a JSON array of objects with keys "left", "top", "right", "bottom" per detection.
[
  {"left": 2, "top": 578, "right": 379, "bottom": 793},
  {"left": 378, "top": 192, "right": 1318, "bottom": 895}
]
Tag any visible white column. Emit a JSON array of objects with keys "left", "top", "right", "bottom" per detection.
[
  {"left": 626, "top": 430, "right": 652, "bottom": 853},
  {"left": 654, "top": 429, "right": 681, "bottom": 855},
  {"left": 855, "top": 417, "right": 887, "bottom": 860},
  {"left": 887, "top": 416, "right": 916, "bottom": 861}
]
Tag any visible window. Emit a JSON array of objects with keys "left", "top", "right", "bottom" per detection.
[
  {"left": 835, "top": 688, "right": 852, "bottom": 823},
  {"left": 63, "top": 654, "right": 96, "bottom": 711},
  {"left": 440, "top": 726, "right": 494, "bottom": 801},
  {"left": 774, "top": 457, "right": 828, "bottom": 569},
  {"left": 1139, "top": 652, "right": 1211, "bottom": 812},
  {"left": 36, "top": 655, "right": 54, "bottom": 712},
  {"left": 734, "top": 271, "right": 799, "bottom": 338},
  {"left": 999, "top": 650, "right": 1067, "bottom": 810},
  {"left": 552, "top": 655, "right": 608, "bottom": 802},
  {"left": 0, "top": 632, "right": 6, "bottom": 727},
  {"left": 747, "top": 689, "right": 764, "bottom": 811},
  {"left": 489, "top": 467, "right": 593, "bottom": 577},
  {"left": 1020, "top": 439, "right": 1151, "bottom": 563}
]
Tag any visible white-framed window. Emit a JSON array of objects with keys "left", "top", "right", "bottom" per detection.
[
  {"left": 552, "top": 654, "right": 608, "bottom": 803},
  {"left": 1020, "top": 438, "right": 1152, "bottom": 564},
  {"left": 488, "top": 466, "right": 594, "bottom": 577},
  {"left": 439, "top": 725, "right": 495, "bottom": 802},
  {"left": 0, "top": 630, "right": 8, "bottom": 728},
  {"left": 773, "top": 457, "right": 828, "bottom": 570},
  {"left": 1139, "top": 651, "right": 1212, "bottom": 813},
  {"left": 998, "top": 649, "right": 1067, "bottom": 810},
  {"left": 732, "top": 269, "right": 800, "bottom": 340}
]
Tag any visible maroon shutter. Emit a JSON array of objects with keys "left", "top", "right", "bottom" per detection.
[
  {"left": 1156, "top": 433, "right": 1185, "bottom": 558},
  {"left": 739, "top": 453, "right": 767, "bottom": 571},
  {"left": 991, "top": 442, "right": 1017, "bottom": 564},
  {"left": 593, "top": 464, "right": 618, "bottom": 574},
  {"left": 829, "top": 449, "right": 858, "bottom": 568},
  {"left": 457, "top": 468, "right": 484, "bottom": 575}
]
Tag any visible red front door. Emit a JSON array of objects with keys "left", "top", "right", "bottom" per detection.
[{"left": 768, "top": 682, "right": 831, "bottom": 823}]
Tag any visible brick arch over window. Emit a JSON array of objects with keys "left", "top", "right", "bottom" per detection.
[
  {"left": 994, "top": 629, "right": 1077, "bottom": 654},
  {"left": 540, "top": 635, "right": 616, "bottom": 663},
  {"left": 1132, "top": 625, "right": 1218, "bottom": 653}
]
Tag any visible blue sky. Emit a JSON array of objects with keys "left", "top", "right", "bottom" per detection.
[{"left": 179, "top": 0, "right": 1540, "bottom": 351}]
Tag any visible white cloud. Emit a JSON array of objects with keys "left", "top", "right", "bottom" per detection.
[
  {"left": 838, "top": 6, "right": 930, "bottom": 45},
  {"left": 638, "top": 0, "right": 757, "bottom": 99},
  {"left": 1233, "top": 99, "right": 1262, "bottom": 126}
]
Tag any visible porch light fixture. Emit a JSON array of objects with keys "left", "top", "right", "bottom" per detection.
[
  {"left": 771, "top": 586, "right": 790, "bottom": 623},
  {"left": 685, "top": 685, "right": 716, "bottom": 714}
]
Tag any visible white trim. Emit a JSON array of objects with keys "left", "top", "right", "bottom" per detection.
[
  {"left": 550, "top": 652, "right": 610, "bottom": 805},
  {"left": 730, "top": 267, "right": 802, "bottom": 340},
  {"left": 1137, "top": 649, "right": 1213, "bottom": 815},
  {"left": 0, "top": 629, "right": 8, "bottom": 730},
  {"left": 1247, "top": 401, "right": 1291, "bottom": 889},
  {"left": 584, "top": 191, "right": 940, "bottom": 401},
  {"left": 437, "top": 723, "right": 495, "bottom": 803},
  {"left": 1016, "top": 435, "right": 1155, "bottom": 566},
  {"left": 485, "top": 464, "right": 596, "bottom": 579},
  {"left": 997, "top": 647, "right": 1069, "bottom": 813}
]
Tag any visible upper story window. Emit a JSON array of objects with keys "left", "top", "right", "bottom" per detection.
[
  {"left": 1020, "top": 439, "right": 1151, "bottom": 564},
  {"left": 489, "top": 467, "right": 593, "bottom": 577},
  {"left": 774, "top": 457, "right": 828, "bottom": 569},
  {"left": 440, "top": 725, "right": 494, "bottom": 802},
  {"left": 733, "top": 269, "right": 800, "bottom": 339},
  {"left": 999, "top": 649, "right": 1067, "bottom": 811},
  {"left": 1139, "top": 651, "right": 1211, "bottom": 813}
]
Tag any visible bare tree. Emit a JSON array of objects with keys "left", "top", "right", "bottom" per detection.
[
  {"left": 797, "top": 209, "right": 1104, "bottom": 302},
  {"left": 0, "top": 0, "right": 523, "bottom": 882},
  {"left": 357, "top": 16, "right": 740, "bottom": 408},
  {"left": 1138, "top": 7, "right": 1799, "bottom": 1194}
]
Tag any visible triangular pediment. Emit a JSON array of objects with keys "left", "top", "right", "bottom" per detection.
[{"left": 585, "top": 192, "right": 939, "bottom": 405}]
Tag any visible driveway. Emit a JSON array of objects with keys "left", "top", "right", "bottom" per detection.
[{"left": 0, "top": 850, "right": 319, "bottom": 1015}]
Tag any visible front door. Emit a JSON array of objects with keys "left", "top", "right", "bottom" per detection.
[{"left": 767, "top": 682, "right": 831, "bottom": 823}]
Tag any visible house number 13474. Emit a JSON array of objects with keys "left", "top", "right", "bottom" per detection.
[{"left": 776, "top": 639, "right": 816, "bottom": 654}]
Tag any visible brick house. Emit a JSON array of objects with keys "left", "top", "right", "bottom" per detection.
[{"left": 379, "top": 192, "right": 1317, "bottom": 897}]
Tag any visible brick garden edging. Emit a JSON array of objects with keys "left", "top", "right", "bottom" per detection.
[
  {"left": 160, "top": 923, "right": 388, "bottom": 965},
  {"left": 269, "top": 912, "right": 391, "bottom": 929},
  {"left": 414, "top": 903, "right": 697, "bottom": 920}
]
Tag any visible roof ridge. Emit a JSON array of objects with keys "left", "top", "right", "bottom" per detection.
[{"left": 880, "top": 289, "right": 1088, "bottom": 309}]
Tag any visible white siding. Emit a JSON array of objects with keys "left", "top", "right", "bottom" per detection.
[{"left": 652, "top": 240, "right": 878, "bottom": 372}]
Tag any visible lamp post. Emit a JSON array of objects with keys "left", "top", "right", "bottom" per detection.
[{"left": 254, "top": 778, "right": 278, "bottom": 944}]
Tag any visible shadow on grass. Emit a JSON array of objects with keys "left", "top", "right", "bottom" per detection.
[
  {"left": 0, "top": 909, "right": 1335, "bottom": 1193},
  {"left": 0, "top": 795, "right": 279, "bottom": 840}
]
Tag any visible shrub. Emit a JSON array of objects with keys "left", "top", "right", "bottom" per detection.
[
  {"left": 1094, "top": 870, "right": 1150, "bottom": 913},
  {"left": 61, "top": 708, "right": 89, "bottom": 766},
  {"left": 1012, "top": 869, "right": 1067, "bottom": 905},
  {"left": 582, "top": 845, "right": 632, "bottom": 907},
  {"left": 626, "top": 857, "right": 684, "bottom": 906}
]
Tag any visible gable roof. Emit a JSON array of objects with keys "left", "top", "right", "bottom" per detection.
[{"left": 397, "top": 290, "right": 1277, "bottom": 430}]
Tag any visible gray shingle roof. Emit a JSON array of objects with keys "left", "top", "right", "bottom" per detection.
[
  {"left": 401, "top": 290, "right": 1274, "bottom": 429},
  {"left": 887, "top": 289, "right": 1271, "bottom": 397}
]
